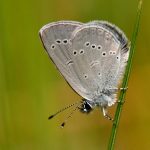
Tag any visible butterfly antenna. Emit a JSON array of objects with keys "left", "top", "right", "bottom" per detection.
[
  {"left": 48, "top": 101, "right": 81, "bottom": 120},
  {"left": 60, "top": 103, "right": 81, "bottom": 128}
]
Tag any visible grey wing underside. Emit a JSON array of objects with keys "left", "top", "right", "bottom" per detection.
[
  {"left": 69, "top": 21, "right": 129, "bottom": 98},
  {"left": 39, "top": 21, "right": 93, "bottom": 99},
  {"left": 39, "top": 21, "right": 129, "bottom": 101}
]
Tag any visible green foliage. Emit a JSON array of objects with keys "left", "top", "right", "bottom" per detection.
[{"left": 0, "top": 0, "right": 148, "bottom": 150}]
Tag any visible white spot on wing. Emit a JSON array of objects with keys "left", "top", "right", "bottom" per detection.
[{"left": 90, "top": 60, "right": 100, "bottom": 68}]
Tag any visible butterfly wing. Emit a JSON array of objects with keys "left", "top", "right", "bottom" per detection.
[
  {"left": 68, "top": 21, "right": 129, "bottom": 100},
  {"left": 39, "top": 21, "right": 92, "bottom": 98},
  {"left": 39, "top": 21, "right": 82, "bottom": 77},
  {"left": 91, "top": 21, "right": 130, "bottom": 90},
  {"left": 39, "top": 21, "right": 129, "bottom": 102}
]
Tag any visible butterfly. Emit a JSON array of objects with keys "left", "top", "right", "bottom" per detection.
[{"left": 39, "top": 21, "right": 129, "bottom": 127}]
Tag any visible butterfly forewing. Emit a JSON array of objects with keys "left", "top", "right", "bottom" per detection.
[
  {"left": 39, "top": 21, "right": 82, "bottom": 75},
  {"left": 39, "top": 21, "right": 91, "bottom": 97}
]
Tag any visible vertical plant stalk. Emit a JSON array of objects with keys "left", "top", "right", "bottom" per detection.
[{"left": 108, "top": 0, "right": 143, "bottom": 150}]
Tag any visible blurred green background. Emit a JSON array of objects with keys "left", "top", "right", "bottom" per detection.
[{"left": 0, "top": 0, "right": 150, "bottom": 149}]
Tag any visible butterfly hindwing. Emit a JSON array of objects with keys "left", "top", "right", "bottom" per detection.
[{"left": 68, "top": 21, "right": 129, "bottom": 100}]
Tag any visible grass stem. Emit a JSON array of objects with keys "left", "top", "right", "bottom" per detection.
[{"left": 107, "top": 0, "right": 143, "bottom": 149}]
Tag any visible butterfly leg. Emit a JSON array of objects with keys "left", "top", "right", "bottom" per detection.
[
  {"left": 102, "top": 107, "right": 113, "bottom": 121},
  {"left": 108, "top": 87, "right": 128, "bottom": 92},
  {"left": 120, "top": 87, "right": 128, "bottom": 92},
  {"left": 117, "top": 87, "right": 128, "bottom": 104},
  {"left": 117, "top": 99, "right": 125, "bottom": 105}
]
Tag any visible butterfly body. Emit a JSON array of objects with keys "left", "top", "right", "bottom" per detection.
[{"left": 39, "top": 21, "right": 129, "bottom": 119}]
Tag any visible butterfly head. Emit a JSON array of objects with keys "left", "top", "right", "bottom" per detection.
[{"left": 79, "top": 99, "right": 93, "bottom": 113}]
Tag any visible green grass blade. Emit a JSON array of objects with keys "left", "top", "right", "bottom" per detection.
[{"left": 108, "top": 0, "right": 143, "bottom": 150}]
